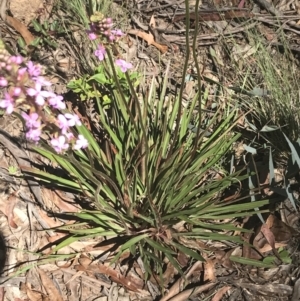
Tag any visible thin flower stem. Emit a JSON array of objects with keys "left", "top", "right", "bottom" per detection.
[
  {"left": 191, "top": 0, "right": 203, "bottom": 157},
  {"left": 167, "top": 0, "right": 191, "bottom": 160}
]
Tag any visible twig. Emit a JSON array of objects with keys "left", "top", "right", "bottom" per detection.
[{"left": 163, "top": 22, "right": 257, "bottom": 45}]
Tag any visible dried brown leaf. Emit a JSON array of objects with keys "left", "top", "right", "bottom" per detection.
[
  {"left": 261, "top": 224, "right": 276, "bottom": 249},
  {"left": 149, "top": 15, "right": 156, "bottom": 28},
  {"left": 266, "top": 214, "right": 295, "bottom": 241},
  {"left": 38, "top": 209, "right": 63, "bottom": 228},
  {"left": 78, "top": 256, "right": 92, "bottom": 269},
  {"left": 38, "top": 269, "right": 64, "bottom": 301},
  {"left": 211, "top": 286, "right": 231, "bottom": 301},
  {"left": 64, "top": 272, "right": 80, "bottom": 301},
  {"left": 47, "top": 233, "right": 68, "bottom": 244},
  {"left": 167, "top": 283, "right": 216, "bottom": 301},
  {"left": 42, "top": 188, "right": 78, "bottom": 212},
  {"left": 160, "top": 262, "right": 203, "bottom": 301},
  {"left": 0, "top": 287, "right": 4, "bottom": 301},
  {"left": 259, "top": 242, "right": 287, "bottom": 253},
  {"left": 25, "top": 282, "right": 43, "bottom": 301},
  {"left": 177, "top": 251, "right": 189, "bottom": 267},
  {"left": 75, "top": 261, "right": 142, "bottom": 292},
  {"left": 26, "top": 288, "right": 43, "bottom": 301},
  {"left": 242, "top": 232, "right": 263, "bottom": 260},
  {"left": 128, "top": 29, "right": 168, "bottom": 53},
  {"left": 204, "top": 257, "right": 216, "bottom": 282},
  {"left": 5, "top": 16, "right": 34, "bottom": 45},
  {"left": 238, "top": 0, "right": 246, "bottom": 8},
  {"left": 253, "top": 214, "right": 294, "bottom": 253},
  {"left": 6, "top": 194, "right": 18, "bottom": 228},
  {"left": 162, "top": 262, "right": 176, "bottom": 286}
]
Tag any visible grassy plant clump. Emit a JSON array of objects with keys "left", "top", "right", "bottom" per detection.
[
  {"left": 23, "top": 35, "right": 271, "bottom": 283},
  {"left": 18, "top": 1, "right": 272, "bottom": 285},
  {"left": 251, "top": 32, "right": 300, "bottom": 149},
  {"left": 222, "top": 25, "right": 300, "bottom": 156}
]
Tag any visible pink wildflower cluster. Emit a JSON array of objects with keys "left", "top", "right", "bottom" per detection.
[
  {"left": 0, "top": 45, "right": 88, "bottom": 153},
  {"left": 88, "top": 17, "right": 123, "bottom": 43},
  {"left": 87, "top": 14, "right": 133, "bottom": 73}
]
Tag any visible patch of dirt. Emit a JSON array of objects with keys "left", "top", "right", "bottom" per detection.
[
  {"left": 10, "top": 0, "right": 42, "bottom": 26},
  {"left": 9, "top": 0, "right": 52, "bottom": 26}
]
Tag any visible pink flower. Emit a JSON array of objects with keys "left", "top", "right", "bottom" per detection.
[
  {"left": 21, "top": 112, "right": 41, "bottom": 129},
  {"left": 65, "top": 132, "right": 74, "bottom": 141},
  {"left": 115, "top": 59, "right": 133, "bottom": 72},
  {"left": 51, "top": 135, "right": 69, "bottom": 153},
  {"left": 94, "top": 44, "right": 106, "bottom": 61},
  {"left": 87, "top": 24, "right": 97, "bottom": 40},
  {"left": 73, "top": 135, "right": 88, "bottom": 150},
  {"left": 27, "top": 61, "right": 41, "bottom": 77},
  {"left": 26, "top": 128, "right": 41, "bottom": 142},
  {"left": 12, "top": 87, "right": 21, "bottom": 96},
  {"left": 0, "top": 52, "right": 90, "bottom": 151},
  {"left": 88, "top": 32, "right": 97, "bottom": 40},
  {"left": 0, "top": 93, "right": 14, "bottom": 114},
  {"left": 111, "top": 29, "right": 124, "bottom": 37},
  {"left": 48, "top": 94, "right": 65, "bottom": 109},
  {"left": 17, "top": 68, "right": 27, "bottom": 81},
  {"left": 8, "top": 56, "right": 23, "bottom": 65},
  {"left": 102, "top": 22, "right": 113, "bottom": 29},
  {"left": 33, "top": 76, "right": 52, "bottom": 87},
  {"left": 64, "top": 113, "right": 81, "bottom": 126},
  {"left": 27, "top": 82, "right": 52, "bottom": 106},
  {"left": 57, "top": 114, "right": 70, "bottom": 134},
  {"left": 0, "top": 77, "right": 7, "bottom": 87},
  {"left": 109, "top": 35, "right": 115, "bottom": 41}
]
